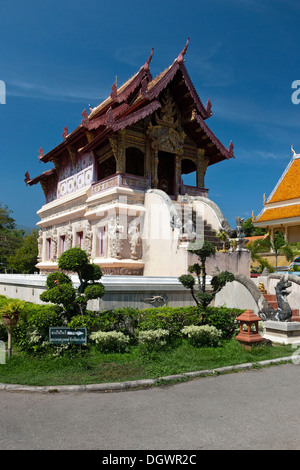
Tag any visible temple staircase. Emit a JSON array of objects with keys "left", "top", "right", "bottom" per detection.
[
  {"left": 262, "top": 293, "right": 300, "bottom": 322},
  {"left": 203, "top": 221, "right": 226, "bottom": 250},
  {"left": 191, "top": 209, "right": 229, "bottom": 250}
]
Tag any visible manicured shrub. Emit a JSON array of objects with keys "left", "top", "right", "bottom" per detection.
[
  {"left": 68, "top": 311, "right": 104, "bottom": 334},
  {"left": 179, "top": 238, "right": 234, "bottom": 308},
  {"left": 138, "top": 329, "right": 169, "bottom": 353},
  {"left": 84, "top": 283, "right": 106, "bottom": 301},
  {"left": 89, "top": 308, "right": 140, "bottom": 338},
  {"left": 13, "top": 303, "right": 62, "bottom": 354},
  {"left": 45, "top": 272, "right": 72, "bottom": 289},
  {"left": 1, "top": 295, "right": 243, "bottom": 357},
  {"left": 40, "top": 247, "right": 105, "bottom": 320},
  {"left": 201, "top": 306, "right": 242, "bottom": 340},
  {"left": 181, "top": 325, "right": 222, "bottom": 347},
  {"left": 138, "top": 306, "right": 202, "bottom": 341},
  {"left": 90, "top": 330, "right": 130, "bottom": 353}
]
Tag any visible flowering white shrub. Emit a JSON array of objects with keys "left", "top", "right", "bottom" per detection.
[
  {"left": 90, "top": 330, "right": 129, "bottom": 353},
  {"left": 181, "top": 325, "right": 222, "bottom": 347},
  {"left": 28, "top": 329, "right": 42, "bottom": 345},
  {"left": 138, "top": 329, "right": 169, "bottom": 352}
]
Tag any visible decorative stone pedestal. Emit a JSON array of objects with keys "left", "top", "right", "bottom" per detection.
[{"left": 263, "top": 321, "right": 300, "bottom": 345}]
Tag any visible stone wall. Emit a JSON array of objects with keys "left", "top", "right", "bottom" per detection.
[{"left": 0, "top": 274, "right": 196, "bottom": 311}]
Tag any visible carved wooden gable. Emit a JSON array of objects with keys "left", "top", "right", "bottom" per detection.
[{"left": 147, "top": 90, "right": 186, "bottom": 155}]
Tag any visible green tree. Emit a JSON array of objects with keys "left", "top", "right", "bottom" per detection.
[
  {"left": 7, "top": 230, "right": 38, "bottom": 273},
  {"left": 40, "top": 247, "right": 105, "bottom": 320},
  {"left": 179, "top": 240, "right": 234, "bottom": 308},
  {"left": 0, "top": 204, "right": 26, "bottom": 271},
  {"left": 187, "top": 240, "right": 216, "bottom": 292},
  {"left": 242, "top": 217, "right": 267, "bottom": 237},
  {"left": 255, "top": 231, "right": 299, "bottom": 269},
  {"left": 247, "top": 241, "right": 274, "bottom": 273}
]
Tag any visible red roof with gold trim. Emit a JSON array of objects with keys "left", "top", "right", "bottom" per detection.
[{"left": 25, "top": 39, "right": 234, "bottom": 187}]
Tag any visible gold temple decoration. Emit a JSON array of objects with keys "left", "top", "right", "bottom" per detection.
[
  {"left": 147, "top": 90, "right": 186, "bottom": 155},
  {"left": 196, "top": 149, "right": 210, "bottom": 188}
]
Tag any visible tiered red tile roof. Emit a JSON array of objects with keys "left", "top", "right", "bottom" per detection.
[{"left": 25, "top": 39, "right": 234, "bottom": 187}]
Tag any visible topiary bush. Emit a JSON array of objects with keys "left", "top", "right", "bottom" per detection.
[
  {"left": 40, "top": 247, "right": 105, "bottom": 320},
  {"left": 179, "top": 240, "right": 234, "bottom": 308}
]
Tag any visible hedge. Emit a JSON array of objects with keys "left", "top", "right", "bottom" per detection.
[{"left": 0, "top": 295, "right": 244, "bottom": 354}]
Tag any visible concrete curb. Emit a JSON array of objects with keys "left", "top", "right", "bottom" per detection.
[{"left": 0, "top": 356, "right": 293, "bottom": 393}]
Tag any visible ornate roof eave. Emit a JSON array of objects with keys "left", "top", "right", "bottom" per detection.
[
  {"left": 109, "top": 100, "right": 161, "bottom": 132},
  {"left": 145, "top": 39, "right": 211, "bottom": 120},
  {"left": 25, "top": 167, "right": 57, "bottom": 186},
  {"left": 254, "top": 204, "right": 300, "bottom": 224},
  {"left": 179, "top": 62, "right": 212, "bottom": 119},
  {"left": 88, "top": 48, "right": 154, "bottom": 121},
  {"left": 82, "top": 102, "right": 130, "bottom": 131},
  {"left": 145, "top": 60, "right": 210, "bottom": 120},
  {"left": 78, "top": 101, "right": 161, "bottom": 154},
  {"left": 38, "top": 124, "right": 84, "bottom": 164},
  {"left": 194, "top": 113, "right": 234, "bottom": 162},
  {"left": 78, "top": 127, "right": 114, "bottom": 156}
]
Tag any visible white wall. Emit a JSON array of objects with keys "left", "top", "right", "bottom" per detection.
[
  {"left": 214, "top": 280, "right": 258, "bottom": 313},
  {"left": 0, "top": 274, "right": 195, "bottom": 310}
]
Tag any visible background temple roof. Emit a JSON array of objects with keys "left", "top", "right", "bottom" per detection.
[{"left": 254, "top": 152, "right": 300, "bottom": 224}]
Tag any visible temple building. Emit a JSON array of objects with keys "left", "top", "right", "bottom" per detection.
[
  {"left": 254, "top": 147, "right": 300, "bottom": 245},
  {"left": 25, "top": 40, "right": 236, "bottom": 276}
]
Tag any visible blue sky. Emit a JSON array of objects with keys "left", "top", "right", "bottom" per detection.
[{"left": 1, "top": 0, "right": 300, "bottom": 230}]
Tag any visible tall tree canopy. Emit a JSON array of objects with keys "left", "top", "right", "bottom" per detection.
[{"left": 0, "top": 203, "right": 37, "bottom": 273}]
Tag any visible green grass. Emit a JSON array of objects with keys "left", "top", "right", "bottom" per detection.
[{"left": 0, "top": 340, "right": 294, "bottom": 387}]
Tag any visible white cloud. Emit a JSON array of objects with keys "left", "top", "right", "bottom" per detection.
[
  {"left": 6, "top": 78, "right": 106, "bottom": 103},
  {"left": 212, "top": 95, "right": 300, "bottom": 131}
]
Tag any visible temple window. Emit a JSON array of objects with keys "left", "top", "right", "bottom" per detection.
[
  {"left": 98, "top": 226, "right": 106, "bottom": 257},
  {"left": 46, "top": 238, "right": 51, "bottom": 261},
  {"left": 125, "top": 147, "right": 144, "bottom": 177},
  {"left": 76, "top": 231, "right": 84, "bottom": 249},
  {"left": 60, "top": 235, "right": 66, "bottom": 254}
]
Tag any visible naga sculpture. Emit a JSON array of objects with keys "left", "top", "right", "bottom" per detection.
[
  {"left": 259, "top": 275, "right": 292, "bottom": 322},
  {"left": 274, "top": 277, "right": 292, "bottom": 321}
]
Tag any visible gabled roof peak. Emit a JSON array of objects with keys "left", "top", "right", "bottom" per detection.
[
  {"left": 177, "top": 37, "right": 190, "bottom": 64},
  {"left": 143, "top": 47, "right": 154, "bottom": 71}
]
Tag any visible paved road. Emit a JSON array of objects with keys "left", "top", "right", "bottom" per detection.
[{"left": 0, "top": 363, "right": 299, "bottom": 450}]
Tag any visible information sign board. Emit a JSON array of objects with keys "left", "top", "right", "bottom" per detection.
[{"left": 49, "top": 327, "right": 87, "bottom": 344}]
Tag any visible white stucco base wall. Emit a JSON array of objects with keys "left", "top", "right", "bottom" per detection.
[
  {"left": 214, "top": 280, "right": 258, "bottom": 313},
  {"left": 0, "top": 274, "right": 199, "bottom": 311}
]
